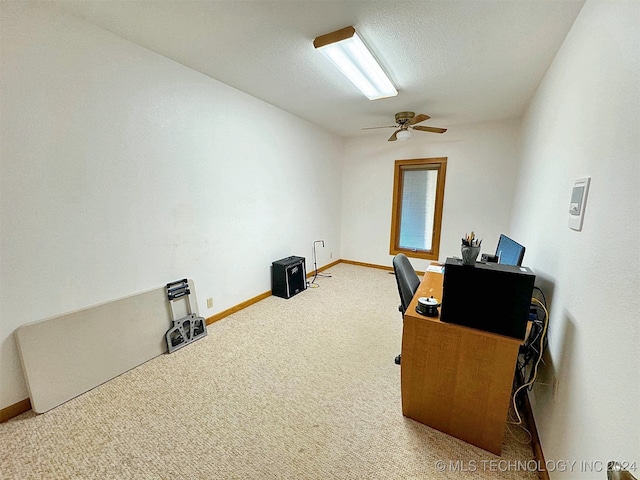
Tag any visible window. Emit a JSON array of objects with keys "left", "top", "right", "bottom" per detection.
[{"left": 390, "top": 158, "right": 447, "bottom": 260}]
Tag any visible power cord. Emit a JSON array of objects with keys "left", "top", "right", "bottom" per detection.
[{"left": 508, "top": 294, "right": 549, "bottom": 441}]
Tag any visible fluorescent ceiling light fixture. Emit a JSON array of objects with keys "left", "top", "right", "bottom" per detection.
[{"left": 314, "top": 26, "right": 398, "bottom": 100}]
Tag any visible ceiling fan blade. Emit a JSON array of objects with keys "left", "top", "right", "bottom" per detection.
[
  {"left": 412, "top": 125, "right": 447, "bottom": 134},
  {"left": 362, "top": 125, "right": 398, "bottom": 130},
  {"left": 388, "top": 129, "right": 401, "bottom": 141},
  {"left": 408, "top": 113, "right": 431, "bottom": 125}
]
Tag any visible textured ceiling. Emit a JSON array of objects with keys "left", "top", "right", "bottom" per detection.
[{"left": 54, "top": 0, "right": 584, "bottom": 138}]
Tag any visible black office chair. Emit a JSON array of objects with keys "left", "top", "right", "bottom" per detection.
[{"left": 392, "top": 253, "right": 421, "bottom": 365}]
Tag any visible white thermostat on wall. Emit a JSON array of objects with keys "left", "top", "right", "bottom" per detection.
[{"left": 568, "top": 176, "right": 591, "bottom": 231}]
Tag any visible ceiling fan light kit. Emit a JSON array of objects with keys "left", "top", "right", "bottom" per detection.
[
  {"left": 396, "top": 129, "right": 411, "bottom": 141},
  {"left": 313, "top": 26, "right": 397, "bottom": 100}
]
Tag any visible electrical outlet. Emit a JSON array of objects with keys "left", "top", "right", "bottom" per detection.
[
  {"left": 206, "top": 298, "right": 213, "bottom": 309},
  {"left": 330, "top": 252, "right": 333, "bottom": 259}
]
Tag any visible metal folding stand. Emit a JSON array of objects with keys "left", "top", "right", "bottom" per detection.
[
  {"left": 308, "top": 240, "right": 331, "bottom": 288},
  {"left": 165, "top": 279, "right": 207, "bottom": 353}
]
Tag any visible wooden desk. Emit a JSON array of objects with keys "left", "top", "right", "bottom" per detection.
[{"left": 401, "top": 268, "right": 521, "bottom": 455}]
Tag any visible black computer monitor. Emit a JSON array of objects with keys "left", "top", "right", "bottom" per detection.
[{"left": 495, "top": 234, "right": 525, "bottom": 266}]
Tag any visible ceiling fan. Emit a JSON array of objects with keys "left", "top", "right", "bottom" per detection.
[{"left": 363, "top": 111, "right": 447, "bottom": 141}]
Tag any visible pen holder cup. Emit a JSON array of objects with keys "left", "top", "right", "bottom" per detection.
[{"left": 461, "top": 245, "right": 481, "bottom": 266}]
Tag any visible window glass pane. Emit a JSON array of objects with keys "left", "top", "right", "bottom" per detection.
[{"left": 398, "top": 168, "right": 438, "bottom": 251}]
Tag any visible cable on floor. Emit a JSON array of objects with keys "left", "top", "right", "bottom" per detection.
[{"left": 507, "top": 293, "right": 549, "bottom": 443}]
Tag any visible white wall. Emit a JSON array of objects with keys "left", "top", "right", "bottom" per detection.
[
  {"left": 510, "top": 1, "right": 639, "bottom": 477},
  {"left": 341, "top": 119, "right": 522, "bottom": 272},
  {"left": 0, "top": 3, "right": 343, "bottom": 409}
]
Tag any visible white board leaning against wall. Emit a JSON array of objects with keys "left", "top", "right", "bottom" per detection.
[{"left": 14, "top": 280, "right": 200, "bottom": 413}]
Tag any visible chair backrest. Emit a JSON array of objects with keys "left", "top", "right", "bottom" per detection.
[{"left": 393, "top": 254, "right": 421, "bottom": 315}]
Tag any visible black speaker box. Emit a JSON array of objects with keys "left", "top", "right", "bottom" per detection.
[
  {"left": 440, "top": 257, "right": 535, "bottom": 340},
  {"left": 272, "top": 256, "right": 307, "bottom": 299}
]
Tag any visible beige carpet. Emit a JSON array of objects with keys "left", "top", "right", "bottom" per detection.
[{"left": 1, "top": 263, "right": 538, "bottom": 479}]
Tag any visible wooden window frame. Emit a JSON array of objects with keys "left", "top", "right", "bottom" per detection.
[{"left": 389, "top": 157, "right": 447, "bottom": 261}]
